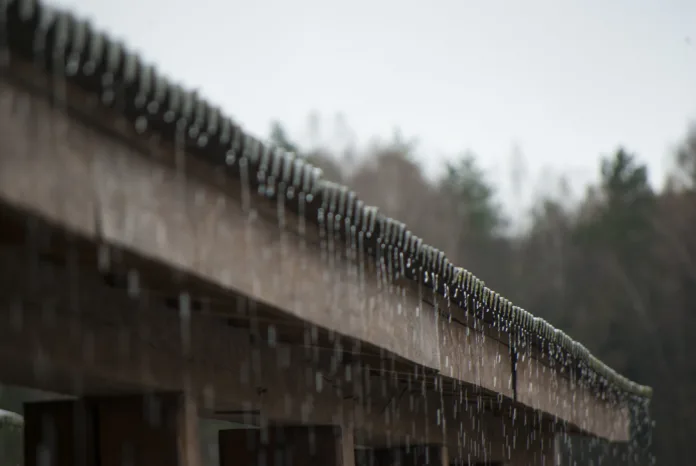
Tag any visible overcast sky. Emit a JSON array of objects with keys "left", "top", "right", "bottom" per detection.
[{"left": 53, "top": 0, "right": 696, "bottom": 212}]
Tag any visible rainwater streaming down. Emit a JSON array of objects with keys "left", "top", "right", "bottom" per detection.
[{"left": 0, "top": 0, "right": 655, "bottom": 465}]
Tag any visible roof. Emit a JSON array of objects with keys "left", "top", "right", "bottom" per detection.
[{"left": 2, "top": 0, "right": 652, "bottom": 399}]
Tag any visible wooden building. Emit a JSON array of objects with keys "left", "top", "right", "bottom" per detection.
[{"left": 0, "top": 0, "right": 652, "bottom": 464}]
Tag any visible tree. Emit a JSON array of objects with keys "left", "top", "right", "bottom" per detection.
[
  {"left": 437, "top": 153, "right": 509, "bottom": 289},
  {"left": 304, "top": 148, "right": 345, "bottom": 184},
  {"left": 440, "top": 153, "right": 505, "bottom": 240},
  {"left": 349, "top": 142, "right": 445, "bottom": 246},
  {"left": 568, "top": 149, "right": 656, "bottom": 367},
  {"left": 674, "top": 122, "right": 696, "bottom": 189},
  {"left": 269, "top": 121, "right": 299, "bottom": 154},
  {"left": 514, "top": 197, "right": 573, "bottom": 329},
  {"left": 598, "top": 148, "right": 655, "bottom": 255}
]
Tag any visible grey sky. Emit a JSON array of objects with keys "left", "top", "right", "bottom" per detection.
[{"left": 53, "top": 0, "right": 696, "bottom": 211}]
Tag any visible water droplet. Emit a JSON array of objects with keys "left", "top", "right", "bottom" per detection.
[{"left": 135, "top": 116, "right": 147, "bottom": 133}]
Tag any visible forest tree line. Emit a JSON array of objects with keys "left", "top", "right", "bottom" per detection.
[{"left": 270, "top": 119, "right": 696, "bottom": 465}]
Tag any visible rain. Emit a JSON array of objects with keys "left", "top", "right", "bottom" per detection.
[{"left": 0, "top": 0, "right": 668, "bottom": 465}]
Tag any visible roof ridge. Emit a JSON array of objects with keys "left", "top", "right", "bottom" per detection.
[{"left": 1, "top": 0, "right": 652, "bottom": 399}]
